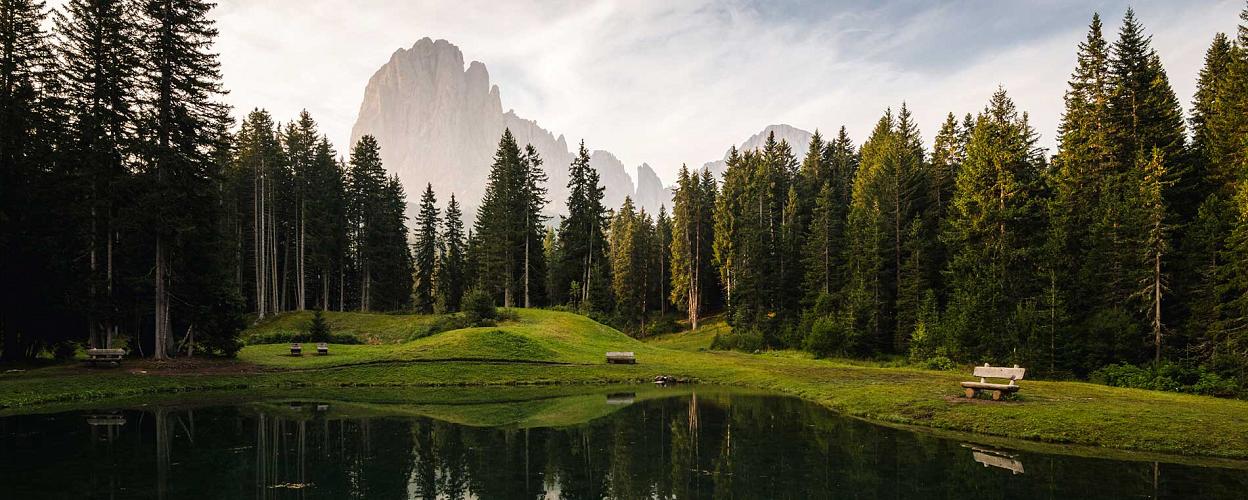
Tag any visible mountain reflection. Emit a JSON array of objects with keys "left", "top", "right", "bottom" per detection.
[{"left": 0, "top": 389, "right": 1245, "bottom": 499}]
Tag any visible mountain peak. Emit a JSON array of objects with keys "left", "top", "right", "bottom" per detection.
[{"left": 350, "top": 39, "right": 667, "bottom": 216}]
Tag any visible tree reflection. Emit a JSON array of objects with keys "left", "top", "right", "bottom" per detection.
[{"left": 1, "top": 392, "right": 1246, "bottom": 499}]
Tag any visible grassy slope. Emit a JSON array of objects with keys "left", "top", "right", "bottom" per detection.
[
  {"left": 245, "top": 310, "right": 438, "bottom": 344},
  {"left": 3, "top": 309, "right": 1248, "bottom": 461},
  {"left": 643, "top": 315, "right": 727, "bottom": 351}
]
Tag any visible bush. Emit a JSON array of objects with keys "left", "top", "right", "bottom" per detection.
[
  {"left": 644, "top": 315, "right": 680, "bottom": 337},
  {"left": 711, "top": 329, "right": 764, "bottom": 353},
  {"left": 244, "top": 330, "right": 360, "bottom": 346},
  {"left": 52, "top": 341, "right": 78, "bottom": 361},
  {"left": 1090, "top": 362, "right": 1240, "bottom": 396},
  {"left": 920, "top": 355, "right": 957, "bottom": 371},
  {"left": 1191, "top": 369, "right": 1240, "bottom": 397},
  {"left": 462, "top": 289, "right": 497, "bottom": 324},
  {"left": 306, "top": 309, "right": 331, "bottom": 342},
  {"left": 803, "top": 314, "right": 856, "bottom": 358}
]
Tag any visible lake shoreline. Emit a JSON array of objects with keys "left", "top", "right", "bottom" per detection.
[{"left": 3, "top": 309, "right": 1248, "bottom": 463}]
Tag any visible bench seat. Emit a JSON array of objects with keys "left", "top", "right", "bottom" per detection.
[
  {"left": 960, "top": 381, "right": 1021, "bottom": 392},
  {"left": 606, "top": 352, "right": 636, "bottom": 364},
  {"left": 961, "top": 364, "right": 1025, "bottom": 400},
  {"left": 84, "top": 349, "right": 126, "bottom": 367}
]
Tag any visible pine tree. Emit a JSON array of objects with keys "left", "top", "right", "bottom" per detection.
[
  {"left": 438, "top": 194, "right": 466, "bottom": 312},
  {"left": 1134, "top": 149, "right": 1169, "bottom": 363},
  {"left": 842, "top": 106, "right": 929, "bottom": 353},
  {"left": 1, "top": 0, "right": 71, "bottom": 361},
  {"left": 53, "top": 0, "right": 141, "bottom": 348},
  {"left": 370, "top": 174, "right": 414, "bottom": 311},
  {"left": 136, "top": 0, "right": 234, "bottom": 359},
  {"left": 473, "top": 130, "right": 547, "bottom": 308},
  {"left": 555, "top": 141, "right": 609, "bottom": 309},
  {"left": 413, "top": 183, "right": 440, "bottom": 313},
  {"left": 347, "top": 135, "right": 388, "bottom": 311},
  {"left": 610, "top": 197, "right": 643, "bottom": 330},
  {"left": 655, "top": 205, "right": 673, "bottom": 316},
  {"left": 672, "top": 164, "right": 715, "bottom": 330},
  {"left": 519, "top": 144, "right": 549, "bottom": 308},
  {"left": 283, "top": 110, "right": 319, "bottom": 311},
  {"left": 1048, "top": 14, "right": 1115, "bottom": 371},
  {"left": 942, "top": 88, "right": 1047, "bottom": 364}
]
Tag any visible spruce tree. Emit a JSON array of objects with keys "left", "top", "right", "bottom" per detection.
[
  {"left": 942, "top": 89, "right": 1047, "bottom": 364},
  {"left": 136, "top": 0, "right": 236, "bottom": 359},
  {"left": 1, "top": 0, "right": 71, "bottom": 361},
  {"left": 439, "top": 194, "right": 466, "bottom": 312},
  {"left": 413, "top": 183, "right": 440, "bottom": 313},
  {"left": 556, "top": 141, "right": 609, "bottom": 309},
  {"left": 54, "top": 0, "right": 141, "bottom": 348},
  {"left": 346, "top": 135, "right": 388, "bottom": 311}
]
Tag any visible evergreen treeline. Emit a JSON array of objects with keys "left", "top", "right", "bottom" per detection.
[
  {"left": 498, "top": 7, "right": 1248, "bottom": 391},
  {"left": 0, "top": 0, "right": 412, "bottom": 360}
]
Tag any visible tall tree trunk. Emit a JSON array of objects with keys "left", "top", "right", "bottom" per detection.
[
  {"left": 1153, "top": 251, "right": 1162, "bottom": 363},
  {"left": 89, "top": 206, "right": 99, "bottom": 349},
  {"left": 298, "top": 200, "right": 306, "bottom": 311},
  {"left": 154, "top": 237, "right": 168, "bottom": 361},
  {"left": 255, "top": 162, "right": 265, "bottom": 319},
  {"left": 524, "top": 211, "right": 531, "bottom": 308}
]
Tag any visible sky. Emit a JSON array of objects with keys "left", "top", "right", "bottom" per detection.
[{"left": 197, "top": 0, "right": 1242, "bottom": 184}]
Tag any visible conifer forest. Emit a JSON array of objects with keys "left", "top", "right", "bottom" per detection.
[{"left": 5, "top": 0, "right": 1248, "bottom": 395}]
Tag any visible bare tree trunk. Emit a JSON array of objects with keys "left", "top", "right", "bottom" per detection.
[
  {"left": 154, "top": 238, "right": 168, "bottom": 361},
  {"left": 269, "top": 188, "right": 279, "bottom": 315},
  {"left": 298, "top": 200, "right": 306, "bottom": 311},
  {"left": 106, "top": 227, "right": 115, "bottom": 348},
  {"left": 524, "top": 211, "right": 531, "bottom": 308},
  {"left": 1154, "top": 252, "right": 1162, "bottom": 363},
  {"left": 89, "top": 205, "right": 98, "bottom": 349},
  {"left": 255, "top": 161, "right": 265, "bottom": 319}
]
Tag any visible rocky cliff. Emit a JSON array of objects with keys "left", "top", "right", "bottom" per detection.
[{"left": 350, "top": 38, "right": 666, "bottom": 217}]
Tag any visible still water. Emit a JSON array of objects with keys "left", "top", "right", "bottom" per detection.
[{"left": 1, "top": 387, "right": 1244, "bottom": 499}]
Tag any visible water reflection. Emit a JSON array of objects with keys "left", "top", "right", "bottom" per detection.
[{"left": 0, "top": 388, "right": 1245, "bottom": 499}]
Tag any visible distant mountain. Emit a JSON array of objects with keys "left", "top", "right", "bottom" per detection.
[
  {"left": 350, "top": 38, "right": 667, "bottom": 217},
  {"left": 701, "top": 124, "right": 814, "bottom": 180}
]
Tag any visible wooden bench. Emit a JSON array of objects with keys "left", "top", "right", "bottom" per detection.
[
  {"left": 606, "top": 351, "right": 636, "bottom": 364},
  {"left": 290, "top": 343, "right": 302, "bottom": 356},
  {"left": 961, "top": 363, "right": 1025, "bottom": 400},
  {"left": 84, "top": 348, "right": 126, "bottom": 367},
  {"left": 316, "top": 342, "right": 328, "bottom": 355}
]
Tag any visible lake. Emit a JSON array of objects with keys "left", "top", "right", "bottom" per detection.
[{"left": 1, "top": 386, "right": 1243, "bottom": 499}]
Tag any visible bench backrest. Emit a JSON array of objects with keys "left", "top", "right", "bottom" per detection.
[
  {"left": 972, "top": 364, "right": 1025, "bottom": 382},
  {"left": 87, "top": 348, "right": 126, "bottom": 356},
  {"left": 605, "top": 351, "right": 635, "bottom": 358}
]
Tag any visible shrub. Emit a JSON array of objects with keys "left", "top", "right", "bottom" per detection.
[
  {"left": 244, "top": 330, "right": 360, "bottom": 346},
  {"left": 1090, "top": 362, "right": 1239, "bottom": 396},
  {"left": 711, "top": 329, "right": 764, "bottom": 353},
  {"left": 920, "top": 355, "right": 957, "bottom": 371},
  {"left": 306, "top": 309, "right": 331, "bottom": 342},
  {"left": 803, "top": 314, "right": 856, "bottom": 358},
  {"left": 462, "top": 289, "right": 497, "bottom": 324},
  {"left": 644, "top": 315, "right": 680, "bottom": 337},
  {"left": 1190, "top": 369, "right": 1240, "bottom": 397},
  {"left": 52, "top": 341, "right": 78, "bottom": 361}
]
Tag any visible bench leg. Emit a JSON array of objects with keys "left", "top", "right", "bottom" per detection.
[
  {"left": 992, "top": 390, "right": 1003, "bottom": 401},
  {"left": 964, "top": 388, "right": 976, "bottom": 399}
]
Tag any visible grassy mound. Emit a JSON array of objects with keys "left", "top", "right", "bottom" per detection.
[
  {"left": 238, "top": 308, "right": 652, "bottom": 368},
  {"left": 244, "top": 310, "right": 439, "bottom": 344}
]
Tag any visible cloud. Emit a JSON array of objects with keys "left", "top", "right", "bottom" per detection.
[{"left": 191, "top": 0, "right": 1246, "bottom": 183}]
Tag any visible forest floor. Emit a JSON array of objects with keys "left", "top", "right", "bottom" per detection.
[{"left": 2, "top": 308, "right": 1248, "bottom": 462}]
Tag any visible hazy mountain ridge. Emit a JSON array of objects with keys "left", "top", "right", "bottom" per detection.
[
  {"left": 350, "top": 38, "right": 667, "bottom": 217},
  {"left": 701, "top": 124, "right": 814, "bottom": 180}
]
